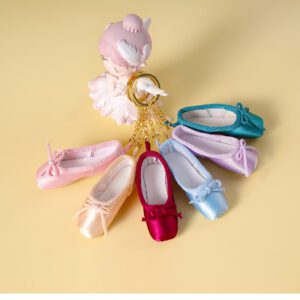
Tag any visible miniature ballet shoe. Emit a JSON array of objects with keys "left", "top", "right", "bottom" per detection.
[
  {"left": 172, "top": 125, "right": 258, "bottom": 177},
  {"left": 74, "top": 155, "right": 136, "bottom": 238},
  {"left": 168, "top": 102, "right": 265, "bottom": 138},
  {"left": 159, "top": 139, "right": 228, "bottom": 221},
  {"left": 36, "top": 141, "right": 128, "bottom": 189},
  {"left": 136, "top": 141, "right": 182, "bottom": 242}
]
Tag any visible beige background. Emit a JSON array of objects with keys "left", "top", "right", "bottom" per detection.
[{"left": 1, "top": 0, "right": 299, "bottom": 293}]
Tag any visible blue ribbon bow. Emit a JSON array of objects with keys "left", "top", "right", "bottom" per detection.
[{"left": 189, "top": 179, "right": 224, "bottom": 204}]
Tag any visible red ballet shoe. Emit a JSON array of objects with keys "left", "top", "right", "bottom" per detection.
[{"left": 136, "top": 141, "right": 182, "bottom": 242}]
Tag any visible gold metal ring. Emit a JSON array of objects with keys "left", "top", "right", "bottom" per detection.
[{"left": 126, "top": 73, "right": 160, "bottom": 107}]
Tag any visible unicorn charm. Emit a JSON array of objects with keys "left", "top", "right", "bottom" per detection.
[{"left": 88, "top": 14, "right": 167, "bottom": 125}]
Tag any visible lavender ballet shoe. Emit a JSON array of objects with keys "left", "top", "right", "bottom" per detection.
[{"left": 172, "top": 125, "right": 258, "bottom": 177}]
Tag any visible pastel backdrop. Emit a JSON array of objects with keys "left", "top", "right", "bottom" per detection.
[{"left": 0, "top": 0, "right": 299, "bottom": 293}]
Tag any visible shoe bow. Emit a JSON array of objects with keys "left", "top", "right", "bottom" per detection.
[
  {"left": 41, "top": 143, "right": 64, "bottom": 177},
  {"left": 73, "top": 195, "right": 110, "bottom": 237},
  {"left": 142, "top": 206, "right": 182, "bottom": 222},
  {"left": 235, "top": 139, "right": 257, "bottom": 177},
  {"left": 236, "top": 102, "right": 264, "bottom": 131},
  {"left": 189, "top": 179, "right": 224, "bottom": 204}
]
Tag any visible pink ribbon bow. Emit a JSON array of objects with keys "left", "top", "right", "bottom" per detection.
[
  {"left": 73, "top": 196, "right": 110, "bottom": 237},
  {"left": 235, "top": 139, "right": 256, "bottom": 177},
  {"left": 42, "top": 143, "right": 64, "bottom": 177}
]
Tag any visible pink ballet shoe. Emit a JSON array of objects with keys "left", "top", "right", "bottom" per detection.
[
  {"left": 36, "top": 141, "right": 128, "bottom": 189},
  {"left": 74, "top": 155, "right": 136, "bottom": 238}
]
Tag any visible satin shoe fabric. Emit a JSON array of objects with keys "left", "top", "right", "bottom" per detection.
[
  {"left": 159, "top": 139, "right": 228, "bottom": 221},
  {"left": 168, "top": 102, "right": 265, "bottom": 138},
  {"left": 136, "top": 141, "right": 182, "bottom": 242},
  {"left": 36, "top": 140, "right": 127, "bottom": 189},
  {"left": 172, "top": 125, "right": 259, "bottom": 177},
  {"left": 74, "top": 155, "right": 136, "bottom": 238}
]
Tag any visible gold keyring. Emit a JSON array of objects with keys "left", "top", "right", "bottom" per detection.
[{"left": 126, "top": 73, "right": 160, "bottom": 107}]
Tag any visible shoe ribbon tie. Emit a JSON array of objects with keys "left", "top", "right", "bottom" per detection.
[
  {"left": 142, "top": 207, "right": 182, "bottom": 221},
  {"left": 42, "top": 143, "right": 64, "bottom": 176},
  {"left": 236, "top": 102, "right": 263, "bottom": 131},
  {"left": 235, "top": 139, "right": 257, "bottom": 177},
  {"left": 73, "top": 196, "right": 110, "bottom": 237},
  {"left": 189, "top": 179, "right": 224, "bottom": 204}
]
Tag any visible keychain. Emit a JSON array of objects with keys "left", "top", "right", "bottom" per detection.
[
  {"left": 126, "top": 72, "right": 170, "bottom": 150},
  {"left": 35, "top": 12, "right": 265, "bottom": 240}
]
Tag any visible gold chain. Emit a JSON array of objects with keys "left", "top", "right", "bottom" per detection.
[{"left": 126, "top": 73, "right": 170, "bottom": 150}]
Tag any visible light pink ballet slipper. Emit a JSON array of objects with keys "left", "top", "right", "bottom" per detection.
[
  {"left": 74, "top": 155, "right": 136, "bottom": 238},
  {"left": 36, "top": 141, "right": 129, "bottom": 189}
]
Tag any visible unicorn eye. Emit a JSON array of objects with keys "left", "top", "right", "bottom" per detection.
[{"left": 101, "top": 55, "right": 108, "bottom": 61}]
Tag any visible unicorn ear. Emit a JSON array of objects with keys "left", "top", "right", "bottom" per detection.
[
  {"left": 104, "top": 22, "right": 113, "bottom": 31},
  {"left": 117, "top": 39, "right": 142, "bottom": 66},
  {"left": 143, "top": 17, "right": 151, "bottom": 31}
]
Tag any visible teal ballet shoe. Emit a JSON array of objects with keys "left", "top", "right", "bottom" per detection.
[{"left": 167, "top": 102, "right": 265, "bottom": 138}]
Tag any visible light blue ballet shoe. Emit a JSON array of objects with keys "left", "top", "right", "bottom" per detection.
[
  {"left": 159, "top": 139, "right": 228, "bottom": 220},
  {"left": 167, "top": 102, "right": 265, "bottom": 138}
]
